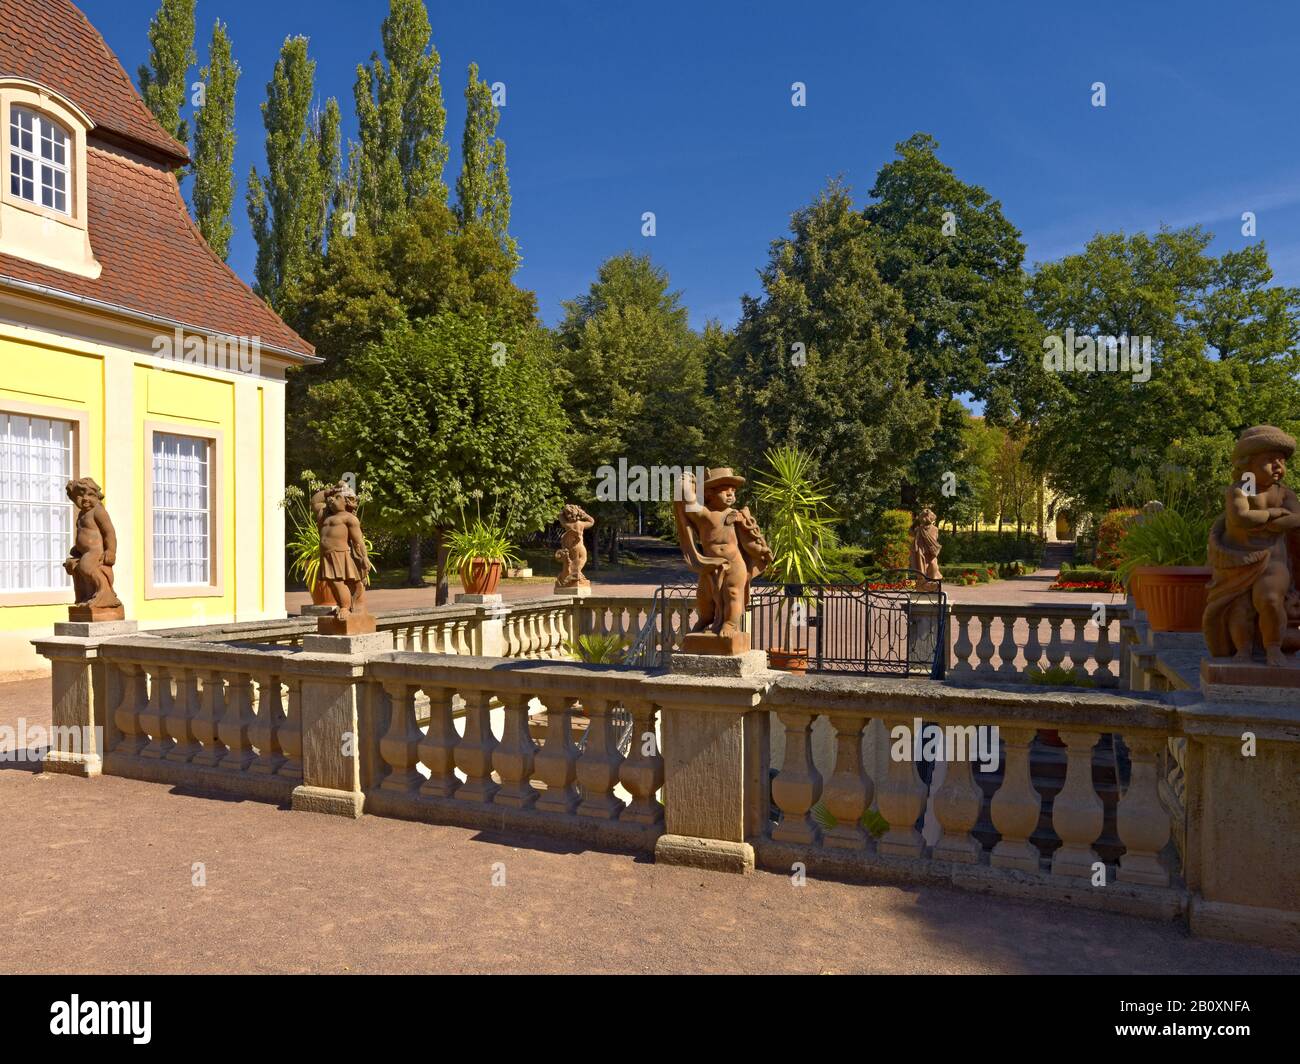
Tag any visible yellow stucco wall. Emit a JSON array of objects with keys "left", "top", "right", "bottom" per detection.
[{"left": 0, "top": 318, "right": 287, "bottom": 672}]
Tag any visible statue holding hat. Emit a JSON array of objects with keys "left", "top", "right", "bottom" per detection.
[
  {"left": 1203, "top": 424, "right": 1300, "bottom": 666},
  {"left": 673, "top": 467, "right": 773, "bottom": 654}
]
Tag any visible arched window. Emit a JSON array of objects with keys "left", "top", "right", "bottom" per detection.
[{"left": 9, "top": 105, "right": 69, "bottom": 214}]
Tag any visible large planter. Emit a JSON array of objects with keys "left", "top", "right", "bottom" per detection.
[
  {"left": 1133, "top": 566, "right": 1211, "bottom": 632},
  {"left": 460, "top": 558, "right": 503, "bottom": 596},
  {"left": 1127, "top": 569, "right": 1146, "bottom": 611},
  {"left": 768, "top": 648, "right": 809, "bottom": 673},
  {"left": 309, "top": 579, "right": 332, "bottom": 606}
]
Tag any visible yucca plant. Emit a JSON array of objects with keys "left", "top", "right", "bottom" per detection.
[
  {"left": 1115, "top": 487, "right": 1211, "bottom": 591},
  {"left": 563, "top": 633, "right": 628, "bottom": 664}
]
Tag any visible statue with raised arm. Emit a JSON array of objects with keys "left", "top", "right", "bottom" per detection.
[
  {"left": 554, "top": 504, "right": 595, "bottom": 591},
  {"left": 64, "top": 477, "right": 123, "bottom": 619},
  {"left": 310, "top": 479, "right": 374, "bottom": 633},
  {"left": 1203, "top": 425, "right": 1300, "bottom": 666},
  {"left": 673, "top": 467, "right": 773, "bottom": 654}
]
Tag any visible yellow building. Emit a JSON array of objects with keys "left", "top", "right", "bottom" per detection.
[{"left": 0, "top": 1, "right": 316, "bottom": 671}]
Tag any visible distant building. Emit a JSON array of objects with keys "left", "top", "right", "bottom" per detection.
[{"left": 0, "top": 0, "right": 316, "bottom": 670}]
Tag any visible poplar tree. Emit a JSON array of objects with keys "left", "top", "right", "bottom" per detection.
[
  {"left": 138, "top": 0, "right": 197, "bottom": 145},
  {"left": 247, "top": 37, "right": 340, "bottom": 310},
  {"left": 190, "top": 21, "right": 239, "bottom": 260},
  {"left": 456, "top": 63, "right": 514, "bottom": 259},
  {"left": 352, "top": 0, "right": 448, "bottom": 232}
]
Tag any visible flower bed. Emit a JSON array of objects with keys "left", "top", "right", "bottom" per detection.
[{"left": 1049, "top": 578, "right": 1122, "bottom": 593}]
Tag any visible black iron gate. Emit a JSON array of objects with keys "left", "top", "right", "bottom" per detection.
[{"left": 628, "top": 570, "right": 946, "bottom": 678}]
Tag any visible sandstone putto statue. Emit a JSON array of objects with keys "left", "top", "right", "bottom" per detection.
[{"left": 64, "top": 477, "right": 123, "bottom": 619}]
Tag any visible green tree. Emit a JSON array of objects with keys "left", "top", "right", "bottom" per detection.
[
  {"left": 138, "top": 0, "right": 196, "bottom": 146},
  {"left": 352, "top": 0, "right": 448, "bottom": 232},
  {"left": 456, "top": 63, "right": 514, "bottom": 259},
  {"left": 1022, "top": 227, "right": 1300, "bottom": 514},
  {"left": 555, "top": 253, "right": 711, "bottom": 553},
  {"left": 190, "top": 21, "right": 239, "bottom": 259},
  {"left": 731, "top": 179, "right": 935, "bottom": 538},
  {"left": 303, "top": 315, "right": 568, "bottom": 598},
  {"left": 246, "top": 37, "right": 340, "bottom": 310}
]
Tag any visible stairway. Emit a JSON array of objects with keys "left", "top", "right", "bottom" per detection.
[{"left": 1043, "top": 542, "right": 1075, "bottom": 569}]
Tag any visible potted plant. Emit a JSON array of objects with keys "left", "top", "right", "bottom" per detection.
[
  {"left": 752, "top": 446, "right": 836, "bottom": 672},
  {"left": 446, "top": 502, "right": 523, "bottom": 596},
  {"left": 1116, "top": 496, "right": 1212, "bottom": 632}
]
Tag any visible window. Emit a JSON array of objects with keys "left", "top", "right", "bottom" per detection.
[
  {"left": 9, "top": 105, "right": 69, "bottom": 214},
  {"left": 0, "top": 413, "right": 74, "bottom": 592},
  {"left": 151, "top": 433, "right": 211, "bottom": 587}
]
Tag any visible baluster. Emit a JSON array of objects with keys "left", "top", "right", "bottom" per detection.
[
  {"left": 974, "top": 614, "right": 997, "bottom": 677},
  {"left": 951, "top": 612, "right": 973, "bottom": 676},
  {"left": 191, "top": 671, "right": 227, "bottom": 766},
  {"left": 619, "top": 699, "right": 663, "bottom": 824},
  {"left": 249, "top": 673, "right": 287, "bottom": 775},
  {"left": 164, "top": 667, "right": 201, "bottom": 762},
  {"left": 454, "top": 690, "right": 499, "bottom": 802},
  {"left": 576, "top": 698, "right": 624, "bottom": 818},
  {"left": 417, "top": 685, "right": 459, "bottom": 797},
  {"left": 1093, "top": 616, "right": 1116, "bottom": 688},
  {"left": 457, "top": 621, "right": 472, "bottom": 656},
  {"left": 278, "top": 679, "right": 303, "bottom": 781},
  {"left": 822, "top": 713, "right": 871, "bottom": 849},
  {"left": 932, "top": 740, "right": 983, "bottom": 862},
  {"left": 1116, "top": 735, "right": 1171, "bottom": 886},
  {"left": 990, "top": 727, "right": 1040, "bottom": 872},
  {"left": 1068, "top": 616, "right": 1090, "bottom": 682},
  {"left": 876, "top": 717, "right": 928, "bottom": 857},
  {"left": 219, "top": 673, "right": 255, "bottom": 771},
  {"left": 996, "top": 615, "right": 1019, "bottom": 678},
  {"left": 113, "top": 662, "right": 148, "bottom": 755},
  {"left": 380, "top": 681, "right": 424, "bottom": 792},
  {"left": 139, "top": 665, "right": 176, "bottom": 758},
  {"left": 771, "top": 712, "right": 822, "bottom": 844},
  {"left": 493, "top": 693, "right": 539, "bottom": 807},
  {"left": 534, "top": 697, "right": 580, "bottom": 814},
  {"left": 1050, "top": 729, "right": 1103, "bottom": 877},
  {"left": 1045, "top": 617, "right": 1067, "bottom": 673},
  {"left": 1023, "top": 614, "right": 1043, "bottom": 675},
  {"left": 528, "top": 613, "right": 542, "bottom": 657}
]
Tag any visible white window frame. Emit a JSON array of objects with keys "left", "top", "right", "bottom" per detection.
[
  {"left": 0, "top": 400, "right": 89, "bottom": 607},
  {"left": 9, "top": 104, "right": 70, "bottom": 215},
  {"left": 144, "top": 425, "right": 223, "bottom": 598}
]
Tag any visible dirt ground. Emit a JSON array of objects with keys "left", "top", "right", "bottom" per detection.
[{"left": 3, "top": 675, "right": 1297, "bottom": 974}]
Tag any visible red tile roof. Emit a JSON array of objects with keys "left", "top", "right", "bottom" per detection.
[
  {"left": 0, "top": 0, "right": 315, "bottom": 360},
  {"left": 0, "top": 146, "right": 315, "bottom": 358},
  {"left": 0, "top": 0, "right": 188, "bottom": 166}
]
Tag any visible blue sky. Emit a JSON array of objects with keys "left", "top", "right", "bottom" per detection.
[{"left": 83, "top": 0, "right": 1300, "bottom": 330}]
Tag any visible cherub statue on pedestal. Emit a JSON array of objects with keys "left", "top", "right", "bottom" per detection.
[
  {"left": 311, "top": 480, "right": 375, "bottom": 634},
  {"left": 65, "top": 477, "right": 123, "bottom": 620}
]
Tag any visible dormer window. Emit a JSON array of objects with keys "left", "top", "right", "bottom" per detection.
[{"left": 9, "top": 105, "right": 69, "bottom": 214}]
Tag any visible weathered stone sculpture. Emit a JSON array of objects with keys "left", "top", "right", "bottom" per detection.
[
  {"left": 64, "top": 477, "right": 123, "bottom": 620},
  {"left": 673, "top": 467, "right": 773, "bottom": 654},
  {"left": 1203, "top": 425, "right": 1300, "bottom": 667},
  {"left": 908, "top": 507, "right": 943, "bottom": 589},
  {"left": 311, "top": 480, "right": 374, "bottom": 634},
  {"left": 554, "top": 504, "right": 595, "bottom": 595}
]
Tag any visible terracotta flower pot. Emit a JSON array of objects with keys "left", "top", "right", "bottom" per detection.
[
  {"left": 1128, "top": 569, "right": 1146, "bottom": 611},
  {"left": 1133, "top": 566, "right": 1211, "bottom": 632},
  {"left": 768, "top": 648, "right": 809, "bottom": 673},
  {"left": 309, "top": 579, "right": 332, "bottom": 606},
  {"left": 460, "top": 558, "right": 503, "bottom": 596}
]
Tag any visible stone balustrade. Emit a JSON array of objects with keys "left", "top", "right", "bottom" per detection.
[
  {"left": 948, "top": 603, "right": 1130, "bottom": 687},
  {"left": 31, "top": 625, "right": 1300, "bottom": 950}
]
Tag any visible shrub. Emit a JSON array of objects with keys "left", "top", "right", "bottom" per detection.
[
  {"left": 1094, "top": 509, "right": 1139, "bottom": 570},
  {"left": 1027, "top": 664, "right": 1094, "bottom": 687},
  {"left": 943, "top": 531, "right": 1046, "bottom": 564},
  {"left": 873, "top": 509, "right": 913, "bottom": 570},
  {"left": 564, "top": 633, "right": 628, "bottom": 663}
]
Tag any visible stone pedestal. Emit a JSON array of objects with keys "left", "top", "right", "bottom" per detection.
[
  {"left": 682, "top": 630, "right": 750, "bottom": 655},
  {"left": 553, "top": 584, "right": 591, "bottom": 598},
  {"left": 670, "top": 650, "right": 768, "bottom": 678},
  {"left": 455, "top": 593, "right": 503, "bottom": 606},
  {"left": 53, "top": 620, "right": 138, "bottom": 639},
  {"left": 298, "top": 604, "right": 335, "bottom": 617},
  {"left": 68, "top": 605, "right": 125, "bottom": 623},
  {"left": 302, "top": 630, "right": 394, "bottom": 656},
  {"left": 316, "top": 612, "right": 376, "bottom": 636}
]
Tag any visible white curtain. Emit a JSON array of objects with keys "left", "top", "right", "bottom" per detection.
[
  {"left": 0, "top": 413, "right": 74, "bottom": 591},
  {"left": 152, "top": 433, "right": 210, "bottom": 586}
]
